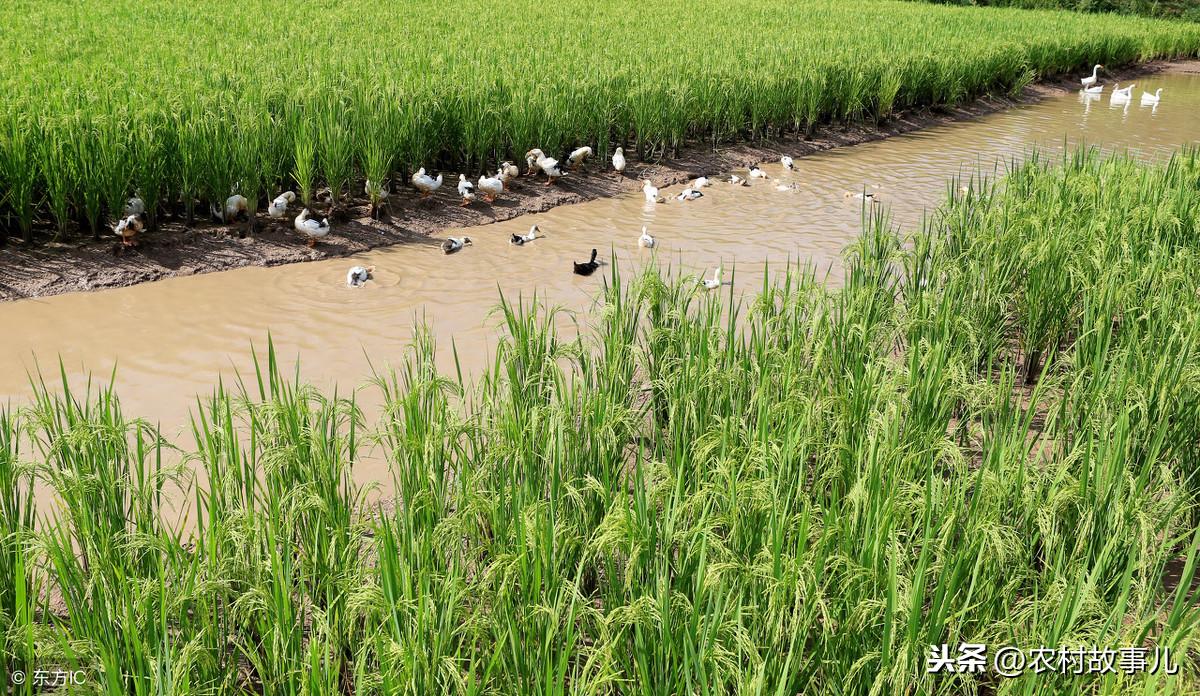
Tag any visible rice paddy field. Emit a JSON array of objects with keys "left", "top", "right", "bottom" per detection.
[
  {"left": 2, "top": 0, "right": 1200, "bottom": 242},
  {"left": 0, "top": 145, "right": 1198, "bottom": 693}
]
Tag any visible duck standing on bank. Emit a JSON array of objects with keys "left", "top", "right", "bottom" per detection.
[
  {"left": 212, "top": 194, "right": 249, "bottom": 224},
  {"left": 526, "top": 149, "right": 565, "bottom": 185},
  {"left": 612, "top": 147, "right": 626, "bottom": 176},
  {"left": 114, "top": 215, "right": 143, "bottom": 247},
  {"left": 294, "top": 208, "right": 330, "bottom": 247},
  {"left": 478, "top": 173, "right": 504, "bottom": 203},
  {"left": 574, "top": 249, "right": 600, "bottom": 276},
  {"left": 458, "top": 174, "right": 477, "bottom": 206},
  {"left": 498, "top": 161, "right": 520, "bottom": 189},
  {"left": 412, "top": 168, "right": 443, "bottom": 198},
  {"left": 268, "top": 191, "right": 296, "bottom": 218},
  {"left": 566, "top": 146, "right": 593, "bottom": 172}
]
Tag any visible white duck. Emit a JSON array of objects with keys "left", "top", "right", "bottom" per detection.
[
  {"left": 781, "top": 155, "right": 795, "bottom": 170},
  {"left": 294, "top": 208, "right": 330, "bottom": 247},
  {"left": 567, "top": 146, "right": 593, "bottom": 171},
  {"left": 411, "top": 168, "right": 443, "bottom": 197},
  {"left": 676, "top": 188, "right": 703, "bottom": 202},
  {"left": 527, "top": 149, "right": 565, "bottom": 185},
  {"left": 268, "top": 191, "right": 296, "bottom": 218},
  {"left": 510, "top": 225, "right": 540, "bottom": 246},
  {"left": 477, "top": 173, "right": 504, "bottom": 202},
  {"left": 442, "top": 236, "right": 472, "bottom": 254},
  {"left": 844, "top": 190, "right": 879, "bottom": 203},
  {"left": 1140, "top": 88, "right": 1162, "bottom": 105},
  {"left": 1081, "top": 64, "right": 1102, "bottom": 88},
  {"left": 748, "top": 165, "right": 769, "bottom": 180},
  {"left": 642, "top": 180, "right": 663, "bottom": 203},
  {"left": 346, "top": 265, "right": 374, "bottom": 287},
  {"left": 498, "top": 161, "right": 520, "bottom": 188},
  {"left": 638, "top": 226, "right": 656, "bottom": 249},
  {"left": 701, "top": 265, "right": 723, "bottom": 290},
  {"left": 729, "top": 174, "right": 749, "bottom": 186},
  {"left": 114, "top": 215, "right": 143, "bottom": 246},
  {"left": 612, "top": 147, "right": 626, "bottom": 175},
  {"left": 212, "top": 194, "right": 249, "bottom": 223},
  {"left": 775, "top": 183, "right": 799, "bottom": 192},
  {"left": 458, "top": 174, "right": 476, "bottom": 206},
  {"left": 693, "top": 176, "right": 711, "bottom": 188}
]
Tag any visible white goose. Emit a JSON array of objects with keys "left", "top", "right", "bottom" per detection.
[
  {"left": 567, "top": 146, "right": 593, "bottom": 171},
  {"left": 637, "top": 226, "right": 656, "bottom": 249},
  {"left": 477, "top": 173, "right": 504, "bottom": 202},
  {"left": 781, "top": 156, "right": 794, "bottom": 170},
  {"left": 612, "top": 147, "right": 626, "bottom": 175},
  {"left": 1081, "top": 64, "right": 1102, "bottom": 88},
  {"left": 458, "top": 174, "right": 476, "bottom": 206},
  {"left": 693, "top": 177, "right": 711, "bottom": 188},
  {"left": 676, "top": 188, "right": 703, "bottom": 201},
  {"left": 510, "top": 225, "right": 540, "bottom": 246},
  {"left": 268, "top": 191, "right": 296, "bottom": 218},
  {"left": 700, "top": 265, "right": 723, "bottom": 290},
  {"left": 294, "top": 208, "right": 330, "bottom": 247},
  {"left": 411, "top": 168, "right": 443, "bottom": 197},
  {"left": 642, "top": 180, "right": 663, "bottom": 203},
  {"left": 1111, "top": 83, "right": 1134, "bottom": 101},
  {"left": 1140, "top": 88, "right": 1162, "bottom": 105},
  {"left": 526, "top": 149, "right": 564, "bottom": 185},
  {"left": 346, "top": 265, "right": 374, "bottom": 287},
  {"left": 1083, "top": 84, "right": 1103, "bottom": 95}
]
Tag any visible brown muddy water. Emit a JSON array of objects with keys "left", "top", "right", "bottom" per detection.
[{"left": 3, "top": 70, "right": 1200, "bottom": 491}]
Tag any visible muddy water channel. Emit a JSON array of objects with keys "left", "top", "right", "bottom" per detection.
[{"left": 3, "top": 69, "right": 1199, "bottom": 488}]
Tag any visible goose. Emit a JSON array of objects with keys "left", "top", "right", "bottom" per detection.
[
  {"left": 1140, "top": 88, "right": 1162, "bottom": 105},
  {"left": 268, "top": 191, "right": 296, "bottom": 218},
  {"left": 498, "top": 161, "right": 520, "bottom": 188},
  {"left": 294, "top": 208, "right": 330, "bottom": 247},
  {"left": 748, "top": 164, "right": 769, "bottom": 180},
  {"left": 781, "top": 155, "right": 795, "bottom": 170},
  {"left": 676, "top": 188, "right": 703, "bottom": 201},
  {"left": 212, "top": 194, "right": 249, "bottom": 223},
  {"left": 693, "top": 176, "right": 711, "bottom": 188},
  {"left": 526, "top": 149, "right": 565, "bottom": 185},
  {"left": 510, "top": 225, "right": 540, "bottom": 246},
  {"left": 458, "top": 174, "right": 477, "bottom": 206},
  {"left": 643, "top": 179, "right": 664, "bottom": 203},
  {"left": 566, "top": 146, "right": 593, "bottom": 171},
  {"left": 1081, "top": 64, "right": 1102, "bottom": 88},
  {"left": 700, "top": 265, "right": 723, "bottom": 290},
  {"left": 346, "top": 265, "right": 375, "bottom": 287},
  {"left": 477, "top": 173, "right": 504, "bottom": 202},
  {"left": 637, "top": 226, "right": 655, "bottom": 249},
  {"left": 1083, "top": 84, "right": 1103, "bottom": 95},
  {"left": 612, "top": 147, "right": 626, "bottom": 175},
  {"left": 412, "top": 168, "right": 443, "bottom": 197},
  {"left": 442, "top": 236, "right": 472, "bottom": 254},
  {"left": 123, "top": 195, "right": 146, "bottom": 218},
  {"left": 729, "top": 174, "right": 749, "bottom": 186},
  {"left": 114, "top": 214, "right": 143, "bottom": 246},
  {"left": 1111, "top": 83, "right": 1134, "bottom": 99},
  {"left": 573, "top": 249, "right": 600, "bottom": 276}
]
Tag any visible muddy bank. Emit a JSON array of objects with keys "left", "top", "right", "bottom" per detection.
[{"left": 1, "top": 60, "right": 1193, "bottom": 302}]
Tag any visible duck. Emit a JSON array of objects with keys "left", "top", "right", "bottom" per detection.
[
  {"left": 477, "top": 173, "right": 504, "bottom": 202},
  {"left": 346, "top": 265, "right": 374, "bottom": 287},
  {"left": 643, "top": 180, "right": 664, "bottom": 203},
  {"left": 573, "top": 249, "right": 600, "bottom": 276},
  {"left": 781, "top": 155, "right": 795, "bottom": 170},
  {"left": 1140, "top": 88, "right": 1162, "bottom": 105},
  {"left": 498, "top": 161, "right": 520, "bottom": 188},
  {"left": 729, "top": 174, "right": 749, "bottom": 186},
  {"left": 612, "top": 147, "right": 626, "bottom": 175},
  {"left": 510, "top": 225, "right": 540, "bottom": 246},
  {"left": 1083, "top": 84, "right": 1103, "bottom": 95},
  {"left": 442, "top": 236, "right": 472, "bottom": 254},
  {"left": 212, "top": 194, "right": 249, "bottom": 224},
  {"left": 526, "top": 149, "right": 565, "bottom": 185},
  {"left": 700, "top": 265, "right": 723, "bottom": 290},
  {"left": 637, "top": 226, "right": 655, "bottom": 249},
  {"left": 411, "top": 168, "right": 443, "bottom": 197},
  {"left": 268, "top": 191, "right": 296, "bottom": 218},
  {"left": 676, "top": 188, "right": 703, "bottom": 201},
  {"left": 775, "top": 182, "right": 799, "bottom": 192},
  {"left": 693, "top": 176, "right": 711, "bottom": 188},
  {"left": 123, "top": 195, "right": 146, "bottom": 218},
  {"left": 114, "top": 214, "right": 143, "bottom": 246},
  {"left": 294, "top": 208, "right": 330, "bottom": 247},
  {"left": 844, "top": 190, "right": 879, "bottom": 203},
  {"left": 748, "top": 164, "right": 769, "bottom": 180},
  {"left": 458, "top": 174, "right": 477, "bottom": 206},
  {"left": 1081, "top": 64, "right": 1102, "bottom": 88},
  {"left": 366, "top": 179, "right": 390, "bottom": 202},
  {"left": 566, "top": 146, "right": 593, "bottom": 171},
  {"left": 525, "top": 151, "right": 540, "bottom": 177}
]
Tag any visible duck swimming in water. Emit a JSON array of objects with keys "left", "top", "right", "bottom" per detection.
[
  {"left": 638, "top": 226, "right": 656, "bottom": 249},
  {"left": 748, "top": 164, "right": 769, "bottom": 179},
  {"left": 676, "top": 188, "right": 703, "bottom": 201},
  {"left": 573, "top": 249, "right": 600, "bottom": 276},
  {"left": 442, "top": 236, "right": 472, "bottom": 254},
  {"left": 693, "top": 176, "right": 711, "bottom": 188},
  {"left": 511, "top": 225, "right": 541, "bottom": 246},
  {"left": 642, "top": 180, "right": 664, "bottom": 203},
  {"left": 346, "top": 265, "right": 375, "bottom": 287},
  {"left": 729, "top": 174, "right": 748, "bottom": 186},
  {"left": 700, "top": 264, "right": 723, "bottom": 290},
  {"left": 781, "top": 155, "right": 794, "bottom": 170}
]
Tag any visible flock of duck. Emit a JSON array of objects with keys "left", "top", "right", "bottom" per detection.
[{"left": 1078, "top": 64, "right": 1164, "bottom": 105}]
